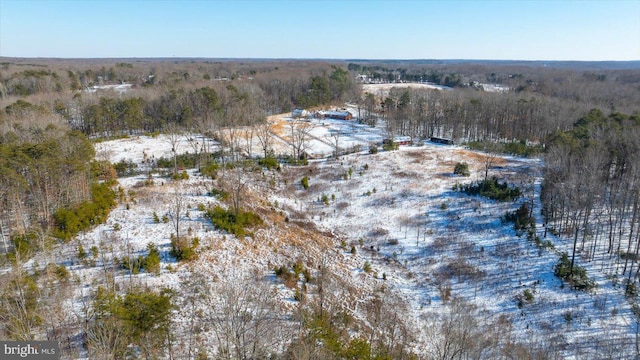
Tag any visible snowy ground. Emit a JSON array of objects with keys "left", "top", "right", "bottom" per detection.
[
  {"left": 362, "top": 83, "right": 453, "bottom": 98},
  {"left": 58, "top": 113, "right": 640, "bottom": 358},
  {"left": 282, "top": 145, "right": 638, "bottom": 358},
  {"left": 85, "top": 83, "right": 133, "bottom": 94}
]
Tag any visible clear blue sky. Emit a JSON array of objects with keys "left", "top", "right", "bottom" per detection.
[{"left": 1, "top": 0, "right": 639, "bottom": 60}]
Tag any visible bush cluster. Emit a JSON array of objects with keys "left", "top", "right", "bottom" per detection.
[
  {"left": 199, "top": 162, "right": 219, "bottom": 179},
  {"left": 275, "top": 261, "right": 312, "bottom": 291},
  {"left": 156, "top": 153, "right": 199, "bottom": 170},
  {"left": 92, "top": 287, "right": 174, "bottom": 358},
  {"left": 53, "top": 182, "right": 117, "bottom": 241},
  {"left": 554, "top": 252, "right": 595, "bottom": 290},
  {"left": 170, "top": 234, "right": 199, "bottom": 262},
  {"left": 172, "top": 170, "right": 189, "bottom": 180},
  {"left": 207, "top": 188, "right": 229, "bottom": 201},
  {"left": 456, "top": 177, "right": 521, "bottom": 202},
  {"left": 258, "top": 156, "right": 279, "bottom": 170},
  {"left": 120, "top": 243, "right": 161, "bottom": 274},
  {"left": 8, "top": 232, "right": 40, "bottom": 262},
  {"left": 453, "top": 162, "right": 470, "bottom": 176},
  {"left": 466, "top": 140, "right": 543, "bottom": 157},
  {"left": 281, "top": 156, "right": 308, "bottom": 166},
  {"left": 204, "top": 206, "right": 263, "bottom": 238},
  {"left": 504, "top": 204, "right": 535, "bottom": 234},
  {"left": 113, "top": 159, "right": 139, "bottom": 177}
]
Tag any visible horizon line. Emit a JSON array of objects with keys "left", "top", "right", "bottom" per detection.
[{"left": 2, "top": 56, "right": 640, "bottom": 63}]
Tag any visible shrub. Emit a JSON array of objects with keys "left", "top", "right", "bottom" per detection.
[
  {"left": 144, "top": 243, "right": 161, "bottom": 274},
  {"left": 626, "top": 279, "right": 637, "bottom": 298},
  {"left": 204, "top": 206, "right": 263, "bottom": 238},
  {"left": 172, "top": 171, "right": 189, "bottom": 180},
  {"left": 369, "top": 144, "right": 378, "bottom": 154},
  {"left": 504, "top": 204, "right": 535, "bottom": 234},
  {"left": 156, "top": 153, "right": 199, "bottom": 169},
  {"left": 281, "top": 156, "right": 308, "bottom": 166},
  {"left": 199, "top": 162, "right": 219, "bottom": 179},
  {"left": 554, "top": 252, "right": 595, "bottom": 290},
  {"left": 293, "top": 261, "right": 305, "bottom": 276},
  {"left": 92, "top": 287, "right": 174, "bottom": 358},
  {"left": 170, "top": 234, "right": 199, "bottom": 262},
  {"left": 301, "top": 176, "right": 310, "bottom": 190},
  {"left": 77, "top": 244, "right": 87, "bottom": 260},
  {"left": 382, "top": 140, "right": 399, "bottom": 151},
  {"left": 120, "top": 255, "right": 144, "bottom": 274},
  {"left": 53, "top": 263, "right": 69, "bottom": 281},
  {"left": 91, "top": 160, "right": 118, "bottom": 181},
  {"left": 466, "top": 140, "right": 543, "bottom": 157},
  {"left": 523, "top": 289, "right": 534, "bottom": 302},
  {"left": 274, "top": 265, "right": 297, "bottom": 288},
  {"left": 453, "top": 162, "right": 470, "bottom": 176},
  {"left": 113, "top": 159, "right": 138, "bottom": 177},
  {"left": 208, "top": 188, "right": 229, "bottom": 200},
  {"left": 53, "top": 182, "right": 116, "bottom": 241},
  {"left": 258, "top": 156, "right": 279, "bottom": 170},
  {"left": 456, "top": 176, "right": 521, "bottom": 202},
  {"left": 363, "top": 261, "right": 372, "bottom": 273},
  {"left": 563, "top": 311, "right": 573, "bottom": 323},
  {"left": 90, "top": 245, "right": 99, "bottom": 258}
]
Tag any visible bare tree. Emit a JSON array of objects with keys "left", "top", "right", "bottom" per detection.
[
  {"left": 86, "top": 313, "right": 128, "bottom": 360},
  {"left": 364, "top": 292, "right": 415, "bottom": 358},
  {"left": 184, "top": 130, "right": 203, "bottom": 168},
  {"left": 178, "top": 272, "right": 208, "bottom": 360},
  {"left": 289, "top": 119, "right": 312, "bottom": 160},
  {"left": 481, "top": 143, "right": 499, "bottom": 181},
  {"left": 223, "top": 164, "right": 254, "bottom": 217},
  {"left": 254, "top": 121, "right": 275, "bottom": 159},
  {"left": 328, "top": 129, "right": 341, "bottom": 159},
  {"left": 165, "top": 124, "right": 183, "bottom": 177},
  {"left": 168, "top": 183, "right": 186, "bottom": 239},
  {"left": 203, "top": 271, "right": 284, "bottom": 360},
  {"left": 0, "top": 267, "right": 42, "bottom": 340},
  {"left": 425, "top": 299, "right": 482, "bottom": 360}
]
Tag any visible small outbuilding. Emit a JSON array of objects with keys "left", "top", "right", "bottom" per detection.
[
  {"left": 323, "top": 110, "right": 353, "bottom": 120},
  {"left": 292, "top": 109, "right": 309, "bottom": 118},
  {"left": 383, "top": 136, "right": 413, "bottom": 146},
  {"left": 430, "top": 137, "right": 454, "bottom": 145}
]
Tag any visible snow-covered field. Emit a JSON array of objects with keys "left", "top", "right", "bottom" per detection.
[
  {"left": 85, "top": 83, "right": 132, "bottom": 93},
  {"left": 362, "top": 82, "right": 453, "bottom": 95},
  {"left": 60, "top": 113, "right": 640, "bottom": 358}
]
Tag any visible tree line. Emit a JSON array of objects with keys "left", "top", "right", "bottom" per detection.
[
  {"left": 1, "top": 58, "right": 640, "bottom": 358},
  {"left": 542, "top": 109, "right": 640, "bottom": 288},
  {"left": 0, "top": 126, "right": 101, "bottom": 257}
]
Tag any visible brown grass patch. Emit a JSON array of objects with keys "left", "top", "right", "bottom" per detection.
[{"left": 453, "top": 149, "right": 508, "bottom": 167}]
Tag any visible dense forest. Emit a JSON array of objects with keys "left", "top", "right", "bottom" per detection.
[{"left": 1, "top": 57, "right": 640, "bottom": 358}]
